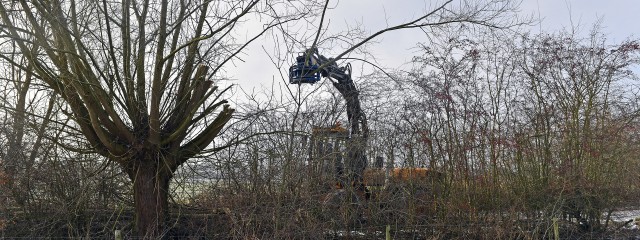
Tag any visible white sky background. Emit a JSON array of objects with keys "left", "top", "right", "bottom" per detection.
[{"left": 228, "top": 0, "right": 640, "bottom": 101}]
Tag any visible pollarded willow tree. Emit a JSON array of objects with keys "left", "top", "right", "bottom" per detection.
[{"left": 0, "top": 0, "right": 319, "bottom": 237}]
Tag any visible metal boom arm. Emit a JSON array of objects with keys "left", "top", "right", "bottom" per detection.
[{"left": 290, "top": 48, "right": 369, "bottom": 195}]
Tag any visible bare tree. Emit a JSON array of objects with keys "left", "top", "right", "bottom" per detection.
[
  {"left": 517, "top": 28, "right": 640, "bottom": 230},
  {"left": 358, "top": 24, "right": 640, "bottom": 236},
  {"left": 0, "top": 0, "right": 299, "bottom": 237},
  {"left": 0, "top": 45, "right": 56, "bottom": 209}
]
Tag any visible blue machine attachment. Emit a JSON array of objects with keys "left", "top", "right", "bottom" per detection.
[{"left": 289, "top": 55, "right": 321, "bottom": 84}]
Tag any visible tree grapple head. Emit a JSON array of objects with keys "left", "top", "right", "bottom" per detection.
[{"left": 289, "top": 54, "right": 321, "bottom": 84}]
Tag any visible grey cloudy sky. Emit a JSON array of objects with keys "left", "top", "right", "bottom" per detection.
[{"left": 230, "top": 0, "right": 640, "bottom": 94}]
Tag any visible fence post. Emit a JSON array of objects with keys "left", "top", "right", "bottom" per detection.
[
  {"left": 552, "top": 218, "right": 559, "bottom": 240},
  {"left": 114, "top": 229, "right": 122, "bottom": 240},
  {"left": 386, "top": 224, "right": 391, "bottom": 240}
]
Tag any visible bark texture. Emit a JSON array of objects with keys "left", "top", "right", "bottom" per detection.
[{"left": 126, "top": 157, "right": 172, "bottom": 238}]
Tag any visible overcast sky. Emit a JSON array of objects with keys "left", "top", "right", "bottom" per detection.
[{"left": 229, "top": 0, "right": 640, "bottom": 96}]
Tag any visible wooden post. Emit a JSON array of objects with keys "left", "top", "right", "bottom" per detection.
[
  {"left": 114, "top": 229, "right": 122, "bottom": 240},
  {"left": 552, "top": 217, "right": 559, "bottom": 240},
  {"left": 385, "top": 225, "right": 391, "bottom": 240}
]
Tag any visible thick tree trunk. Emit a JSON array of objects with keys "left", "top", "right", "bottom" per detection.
[{"left": 127, "top": 158, "right": 172, "bottom": 238}]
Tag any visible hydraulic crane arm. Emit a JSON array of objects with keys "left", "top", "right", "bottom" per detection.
[
  {"left": 290, "top": 49, "right": 368, "bottom": 137},
  {"left": 289, "top": 48, "right": 369, "bottom": 195}
]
